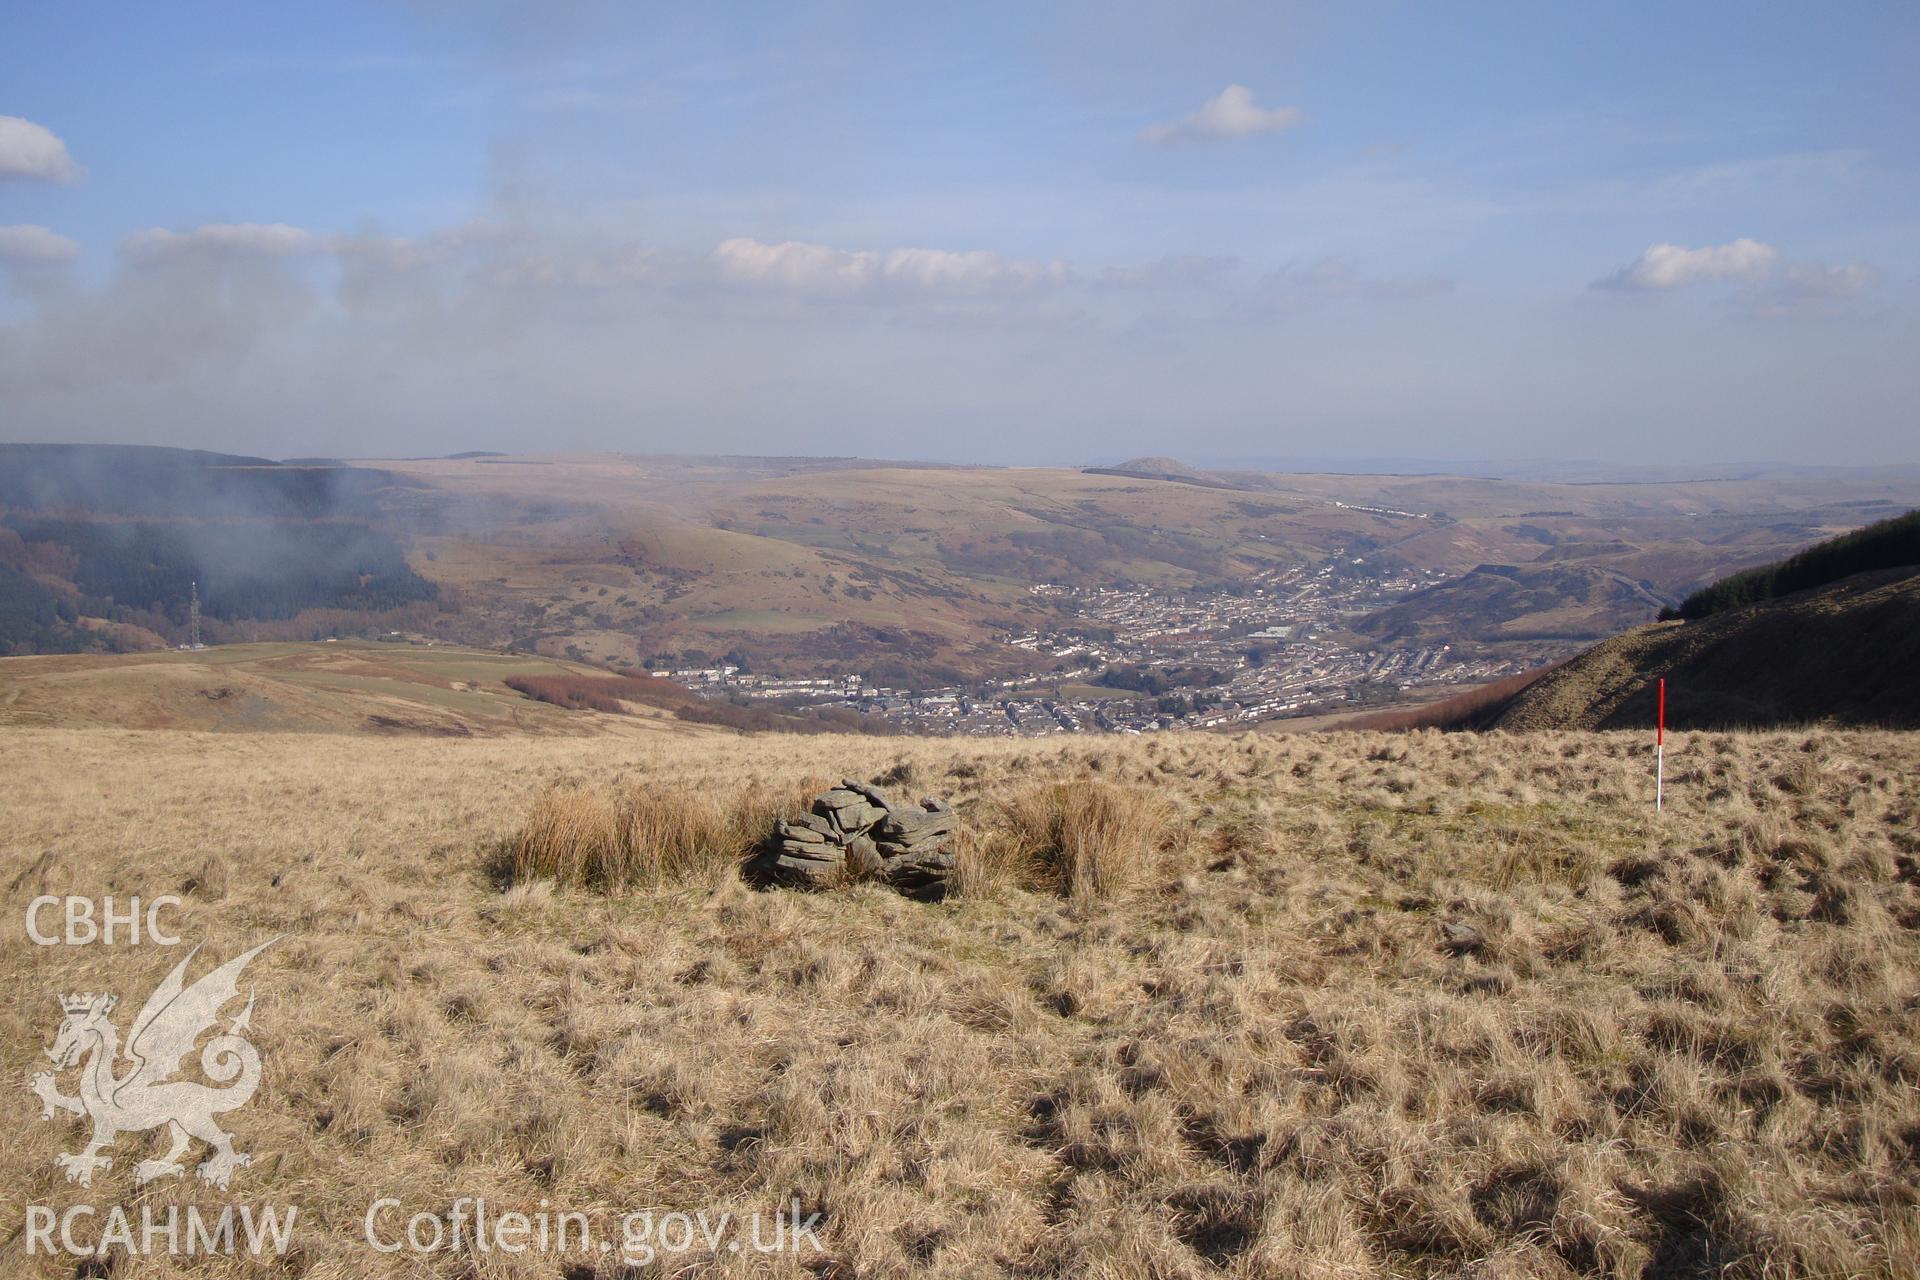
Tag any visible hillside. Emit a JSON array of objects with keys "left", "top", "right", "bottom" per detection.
[
  {"left": 1356, "top": 562, "right": 1669, "bottom": 644},
  {"left": 3, "top": 725, "right": 1916, "bottom": 1276},
  {"left": 370, "top": 452, "right": 1919, "bottom": 679},
  {"left": 0, "top": 446, "right": 440, "bottom": 655},
  {"left": 1667, "top": 507, "right": 1920, "bottom": 620},
  {"left": 0, "top": 641, "right": 717, "bottom": 736},
  {"left": 1488, "top": 567, "right": 1920, "bottom": 730},
  {"left": 0, "top": 443, "right": 423, "bottom": 517},
  {"left": 0, "top": 639, "right": 905, "bottom": 737},
  {"left": 1083, "top": 456, "right": 1242, "bottom": 488},
  {"left": 6, "top": 447, "right": 1918, "bottom": 721}
]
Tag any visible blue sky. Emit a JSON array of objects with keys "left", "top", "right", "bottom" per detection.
[{"left": 2, "top": 1, "right": 1915, "bottom": 465}]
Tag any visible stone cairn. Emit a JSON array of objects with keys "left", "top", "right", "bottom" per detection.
[{"left": 763, "top": 779, "right": 958, "bottom": 900}]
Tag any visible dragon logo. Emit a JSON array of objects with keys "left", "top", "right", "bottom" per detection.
[{"left": 27, "top": 938, "right": 276, "bottom": 1190}]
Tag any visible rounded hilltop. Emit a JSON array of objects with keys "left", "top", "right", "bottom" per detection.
[{"left": 1107, "top": 455, "right": 1202, "bottom": 478}]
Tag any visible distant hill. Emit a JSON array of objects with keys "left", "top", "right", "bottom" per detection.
[
  {"left": 1084, "top": 457, "right": 1241, "bottom": 489},
  {"left": 1481, "top": 566, "right": 1920, "bottom": 730},
  {"left": 0, "top": 444, "right": 438, "bottom": 655},
  {"left": 0, "top": 443, "right": 426, "bottom": 519},
  {"left": 8, "top": 446, "right": 1914, "bottom": 689},
  {"left": 1357, "top": 512, "right": 1920, "bottom": 732},
  {"left": 1356, "top": 562, "right": 1668, "bottom": 644},
  {"left": 0, "top": 641, "right": 708, "bottom": 735},
  {"left": 1663, "top": 508, "right": 1920, "bottom": 620},
  {"left": 0, "top": 639, "right": 897, "bottom": 736}
]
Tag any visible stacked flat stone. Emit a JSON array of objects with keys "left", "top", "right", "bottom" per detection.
[
  {"left": 872, "top": 796, "right": 956, "bottom": 899},
  {"left": 765, "top": 779, "right": 958, "bottom": 900}
]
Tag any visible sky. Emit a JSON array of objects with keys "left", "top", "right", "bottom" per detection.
[{"left": 1, "top": 1, "right": 1916, "bottom": 466}]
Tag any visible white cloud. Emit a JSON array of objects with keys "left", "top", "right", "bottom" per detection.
[
  {"left": 710, "top": 237, "right": 1068, "bottom": 298},
  {"left": 1597, "top": 238, "right": 1778, "bottom": 290},
  {"left": 1777, "top": 261, "right": 1881, "bottom": 299},
  {"left": 1139, "top": 85, "right": 1304, "bottom": 145},
  {"left": 1751, "top": 261, "right": 1884, "bottom": 318},
  {"left": 0, "top": 116, "right": 81, "bottom": 182},
  {"left": 121, "top": 223, "right": 324, "bottom": 261},
  {"left": 0, "top": 224, "right": 81, "bottom": 264},
  {"left": 1594, "top": 238, "right": 1885, "bottom": 316},
  {"left": 486, "top": 244, "right": 665, "bottom": 288}
]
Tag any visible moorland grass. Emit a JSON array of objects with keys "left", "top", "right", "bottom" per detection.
[{"left": 2, "top": 726, "right": 1916, "bottom": 1278}]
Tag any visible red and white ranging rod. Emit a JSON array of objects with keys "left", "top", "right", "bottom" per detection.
[{"left": 1655, "top": 677, "right": 1666, "bottom": 813}]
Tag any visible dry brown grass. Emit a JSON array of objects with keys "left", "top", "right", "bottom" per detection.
[
  {"left": 508, "top": 783, "right": 621, "bottom": 886},
  {"left": 508, "top": 773, "right": 1172, "bottom": 902},
  {"left": 991, "top": 779, "right": 1173, "bottom": 901},
  {"left": 509, "top": 776, "right": 819, "bottom": 891},
  {"left": 1337, "top": 665, "right": 1559, "bottom": 732},
  {"left": 3, "top": 726, "right": 1919, "bottom": 1277}
]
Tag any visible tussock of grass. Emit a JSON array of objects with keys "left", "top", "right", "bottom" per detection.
[
  {"left": 992, "top": 779, "right": 1170, "bottom": 901},
  {"left": 509, "top": 777, "right": 816, "bottom": 890},
  {"left": 509, "top": 784, "right": 621, "bottom": 887}
]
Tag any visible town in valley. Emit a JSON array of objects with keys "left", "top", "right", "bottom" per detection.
[{"left": 656, "top": 561, "right": 1544, "bottom": 735}]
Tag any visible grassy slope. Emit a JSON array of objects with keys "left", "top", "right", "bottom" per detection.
[
  {"left": 1356, "top": 562, "right": 1670, "bottom": 644},
  {"left": 0, "top": 641, "right": 713, "bottom": 736},
  {"left": 370, "top": 455, "right": 1920, "bottom": 670},
  {"left": 4, "top": 726, "right": 1918, "bottom": 1277},
  {"left": 1491, "top": 568, "right": 1920, "bottom": 731},
  {"left": 7, "top": 448, "right": 1913, "bottom": 670}
]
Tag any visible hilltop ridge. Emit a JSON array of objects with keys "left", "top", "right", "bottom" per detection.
[
  {"left": 7, "top": 445, "right": 1917, "bottom": 733},
  {"left": 1083, "top": 456, "right": 1241, "bottom": 488},
  {"left": 1487, "top": 565, "right": 1920, "bottom": 731}
]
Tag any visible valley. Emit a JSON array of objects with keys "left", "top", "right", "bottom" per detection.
[
  {"left": 5, "top": 446, "right": 1917, "bottom": 734},
  {"left": 9, "top": 13, "right": 1917, "bottom": 1278}
]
